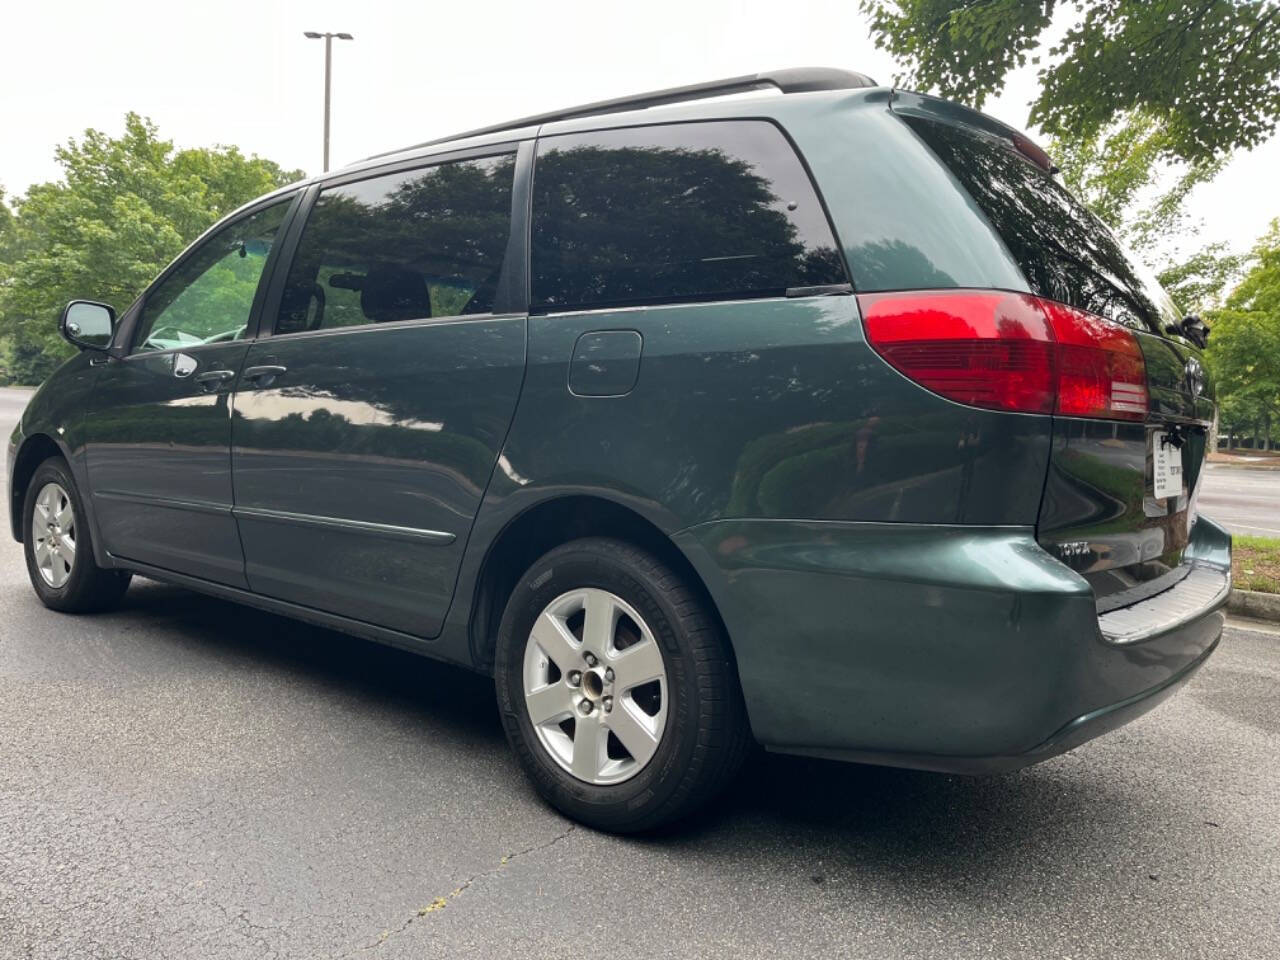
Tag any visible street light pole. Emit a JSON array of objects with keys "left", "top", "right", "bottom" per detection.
[
  {"left": 303, "top": 31, "right": 354, "bottom": 173},
  {"left": 322, "top": 34, "right": 332, "bottom": 172}
]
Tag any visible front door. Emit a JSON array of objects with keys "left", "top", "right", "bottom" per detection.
[
  {"left": 230, "top": 151, "right": 526, "bottom": 636},
  {"left": 83, "top": 196, "right": 295, "bottom": 585}
]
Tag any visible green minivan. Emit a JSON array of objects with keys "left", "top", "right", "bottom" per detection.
[{"left": 8, "top": 69, "right": 1230, "bottom": 831}]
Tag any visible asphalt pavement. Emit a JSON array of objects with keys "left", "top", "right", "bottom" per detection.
[
  {"left": 0, "top": 388, "right": 31, "bottom": 425},
  {"left": 1, "top": 386, "right": 1278, "bottom": 959},
  {"left": 1200, "top": 463, "right": 1280, "bottom": 537}
]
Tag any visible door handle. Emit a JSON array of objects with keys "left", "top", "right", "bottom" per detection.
[
  {"left": 194, "top": 369, "right": 236, "bottom": 392},
  {"left": 242, "top": 364, "right": 287, "bottom": 387}
]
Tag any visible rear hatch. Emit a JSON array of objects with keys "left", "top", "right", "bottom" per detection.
[
  {"left": 893, "top": 101, "right": 1217, "bottom": 605},
  {"left": 1040, "top": 328, "right": 1214, "bottom": 607}
]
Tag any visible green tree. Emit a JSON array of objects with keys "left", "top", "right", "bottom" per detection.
[
  {"left": 1156, "top": 242, "right": 1246, "bottom": 315},
  {"left": 1205, "top": 220, "right": 1280, "bottom": 448},
  {"left": 0, "top": 188, "right": 16, "bottom": 262},
  {"left": 1052, "top": 113, "right": 1222, "bottom": 251},
  {"left": 1048, "top": 111, "right": 1244, "bottom": 314},
  {"left": 0, "top": 113, "right": 302, "bottom": 384},
  {"left": 861, "top": 0, "right": 1280, "bottom": 163}
]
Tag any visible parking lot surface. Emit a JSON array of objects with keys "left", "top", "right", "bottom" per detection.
[
  {"left": 1199, "top": 462, "right": 1280, "bottom": 537},
  {"left": 2, "top": 389, "right": 1278, "bottom": 959}
]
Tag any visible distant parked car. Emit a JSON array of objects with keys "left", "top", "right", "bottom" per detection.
[{"left": 8, "top": 68, "right": 1230, "bottom": 831}]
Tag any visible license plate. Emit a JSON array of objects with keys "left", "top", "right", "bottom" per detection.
[{"left": 1152, "top": 430, "right": 1183, "bottom": 500}]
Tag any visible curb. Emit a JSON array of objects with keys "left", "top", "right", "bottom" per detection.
[{"left": 1228, "top": 589, "right": 1280, "bottom": 623}]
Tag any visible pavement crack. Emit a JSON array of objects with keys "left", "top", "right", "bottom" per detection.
[
  {"left": 449, "top": 823, "right": 577, "bottom": 901},
  {"left": 345, "top": 823, "right": 577, "bottom": 955}
]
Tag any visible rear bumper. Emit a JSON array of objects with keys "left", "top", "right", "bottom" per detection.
[
  {"left": 774, "top": 627, "right": 1220, "bottom": 773},
  {"left": 674, "top": 515, "right": 1230, "bottom": 772}
]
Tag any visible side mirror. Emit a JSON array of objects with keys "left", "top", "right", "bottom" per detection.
[{"left": 60, "top": 300, "right": 116, "bottom": 352}]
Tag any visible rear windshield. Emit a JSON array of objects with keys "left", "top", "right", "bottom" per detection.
[{"left": 902, "top": 115, "right": 1180, "bottom": 335}]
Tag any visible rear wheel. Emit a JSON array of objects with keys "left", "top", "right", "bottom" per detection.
[
  {"left": 22, "top": 457, "right": 130, "bottom": 613},
  {"left": 495, "top": 537, "right": 749, "bottom": 832}
]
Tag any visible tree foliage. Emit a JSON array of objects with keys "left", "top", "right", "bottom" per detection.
[
  {"left": 1155, "top": 242, "right": 1246, "bottom": 315},
  {"left": 861, "top": 0, "right": 1280, "bottom": 163},
  {"left": 1205, "top": 221, "right": 1280, "bottom": 446},
  {"left": 0, "top": 189, "right": 16, "bottom": 263},
  {"left": 0, "top": 113, "right": 302, "bottom": 383},
  {"left": 1047, "top": 110, "right": 1243, "bottom": 314},
  {"left": 1052, "top": 111, "right": 1223, "bottom": 251}
]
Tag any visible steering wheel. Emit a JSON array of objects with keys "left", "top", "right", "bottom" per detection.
[
  {"left": 142, "top": 324, "right": 183, "bottom": 348},
  {"left": 201, "top": 326, "right": 248, "bottom": 344}
]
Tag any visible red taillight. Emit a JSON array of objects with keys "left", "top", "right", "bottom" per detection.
[
  {"left": 858, "top": 290, "right": 1148, "bottom": 421},
  {"left": 1036, "top": 299, "right": 1148, "bottom": 420},
  {"left": 856, "top": 291, "right": 1056, "bottom": 414}
]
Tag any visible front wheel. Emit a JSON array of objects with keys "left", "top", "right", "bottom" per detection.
[
  {"left": 22, "top": 457, "right": 130, "bottom": 613},
  {"left": 495, "top": 537, "right": 749, "bottom": 832}
]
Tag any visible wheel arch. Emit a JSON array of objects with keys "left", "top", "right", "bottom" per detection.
[
  {"left": 465, "top": 493, "right": 737, "bottom": 678},
  {"left": 9, "top": 433, "right": 67, "bottom": 542}
]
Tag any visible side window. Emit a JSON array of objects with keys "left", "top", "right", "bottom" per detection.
[
  {"left": 530, "top": 121, "right": 846, "bottom": 311},
  {"left": 133, "top": 198, "right": 292, "bottom": 354},
  {"left": 275, "top": 154, "right": 516, "bottom": 334}
]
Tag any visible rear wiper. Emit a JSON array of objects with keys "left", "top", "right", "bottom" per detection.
[{"left": 1164, "top": 314, "right": 1209, "bottom": 349}]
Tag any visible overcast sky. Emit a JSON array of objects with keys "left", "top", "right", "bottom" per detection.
[{"left": 3, "top": 0, "right": 1277, "bottom": 259}]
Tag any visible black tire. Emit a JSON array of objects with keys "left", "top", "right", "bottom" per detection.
[
  {"left": 495, "top": 537, "right": 749, "bottom": 832},
  {"left": 22, "top": 456, "right": 130, "bottom": 613}
]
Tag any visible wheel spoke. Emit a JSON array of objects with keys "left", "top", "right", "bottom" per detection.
[
  {"left": 530, "top": 610, "right": 580, "bottom": 673},
  {"left": 571, "top": 715, "right": 608, "bottom": 780},
  {"left": 607, "top": 700, "right": 659, "bottom": 767},
  {"left": 61, "top": 534, "right": 76, "bottom": 557},
  {"left": 581, "top": 590, "right": 617, "bottom": 655},
  {"left": 612, "top": 638, "right": 665, "bottom": 690},
  {"left": 525, "top": 681, "right": 573, "bottom": 727},
  {"left": 34, "top": 541, "right": 51, "bottom": 567},
  {"left": 55, "top": 501, "right": 74, "bottom": 529}
]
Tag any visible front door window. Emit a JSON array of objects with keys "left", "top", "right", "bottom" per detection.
[{"left": 132, "top": 199, "right": 293, "bottom": 354}]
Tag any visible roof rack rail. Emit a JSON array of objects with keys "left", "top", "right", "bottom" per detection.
[{"left": 364, "top": 67, "right": 877, "bottom": 161}]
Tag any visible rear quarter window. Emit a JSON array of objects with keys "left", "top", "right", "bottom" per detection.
[
  {"left": 530, "top": 120, "right": 846, "bottom": 311},
  {"left": 901, "top": 115, "right": 1180, "bottom": 335}
]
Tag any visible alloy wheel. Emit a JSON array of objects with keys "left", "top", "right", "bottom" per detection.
[
  {"left": 32, "top": 482, "right": 76, "bottom": 589},
  {"left": 522, "top": 588, "right": 668, "bottom": 785}
]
